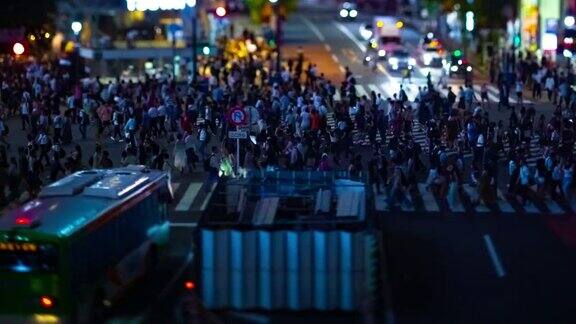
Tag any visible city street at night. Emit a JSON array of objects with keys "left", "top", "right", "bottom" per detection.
[{"left": 1, "top": 0, "right": 576, "bottom": 323}]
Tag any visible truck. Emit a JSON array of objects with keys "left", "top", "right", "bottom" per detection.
[{"left": 370, "top": 16, "right": 403, "bottom": 59}]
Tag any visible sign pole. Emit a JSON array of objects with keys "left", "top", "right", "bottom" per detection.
[{"left": 236, "top": 125, "right": 240, "bottom": 173}]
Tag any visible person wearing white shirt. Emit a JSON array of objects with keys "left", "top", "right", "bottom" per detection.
[
  {"left": 20, "top": 99, "right": 30, "bottom": 130},
  {"left": 545, "top": 75, "right": 555, "bottom": 102}
]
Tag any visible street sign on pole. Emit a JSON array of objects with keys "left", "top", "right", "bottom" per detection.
[
  {"left": 229, "top": 107, "right": 247, "bottom": 126},
  {"left": 228, "top": 130, "right": 248, "bottom": 139}
]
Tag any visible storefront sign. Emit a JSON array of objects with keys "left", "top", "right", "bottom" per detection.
[{"left": 126, "top": 0, "right": 196, "bottom": 11}]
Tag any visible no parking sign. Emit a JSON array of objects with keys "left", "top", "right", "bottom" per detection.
[{"left": 229, "top": 107, "right": 247, "bottom": 126}]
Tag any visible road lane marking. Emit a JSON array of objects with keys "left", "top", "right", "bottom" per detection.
[
  {"left": 334, "top": 89, "right": 342, "bottom": 101},
  {"left": 334, "top": 21, "right": 366, "bottom": 52},
  {"left": 175, "top": 182, "right": 203, "bottom": 211},
  {"left": 324, "top": 44, "right": 331, "bottom": 52},
  {"left": 355, "top": 84, "right": 369, "bottom": 97},
  {"left": 376, "top": 62, "right": 394, "bottom": 80},
  {"left": 367, "top": 84, "right": 380, "bottom": 96},
  {"left": 301, "top": 16, "right": 325, "bottom": 42},
  {"left": 473, "top": 85, "right": 499, "bottom": 102},
  {"left": 170, "top": 222, "right": 198, "bottom": 228},
  {"left": 497, "top": 189, "right": 515, "bottom": 214},
  {"left": 331, "top": 53, "right": 339, "bottom": 63},
  {"left": 200, "top": 182, "right": 218, "bottom": 211},
  {"left": 483, "top": 234, "right": 506, "bottom": 278},
  {"left": 375, "top": 84, "right": 394, "bottom": 98},
  {"left": 417, "top": 183, "right": 440, "bottom": 212}
]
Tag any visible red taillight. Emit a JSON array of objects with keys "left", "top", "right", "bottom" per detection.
[
  {"left": 40, "top": 296, "right": 54, "bottom": 308},
  {"left": 15, "top": 217, "right": 31, "bottom": 225},
  {"left": 184, "top": 280, "right": 195, "bottom": 290}
]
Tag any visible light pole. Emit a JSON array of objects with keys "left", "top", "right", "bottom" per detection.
[
  {"left": 191, "top": 2, "right": 198, "bottom": 82},
  {"left": 269, "top": 0, "right": 281, "bottom": 74}
]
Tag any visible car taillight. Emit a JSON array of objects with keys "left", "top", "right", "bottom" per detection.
[{"left": 40, "top": 296, "right": 55, "bottom": 309}]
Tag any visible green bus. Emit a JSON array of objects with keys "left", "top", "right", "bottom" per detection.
[{"left": 0, "top": 166, "right": 172, "bottom": 323}]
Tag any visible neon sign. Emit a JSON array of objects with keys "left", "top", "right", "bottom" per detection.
[{"left": 126, "top": 0, "right": 196, "bottom": 11}]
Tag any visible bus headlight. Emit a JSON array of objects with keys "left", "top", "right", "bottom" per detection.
[
  {"left": 349, "top": 9, "right": 358, "bottom": 18},
  {"left": 339, "top": 9, "right": 348, "bottom": 18},
  {"left": 378, "top": 49, "right": 386, "bottom": 57}
]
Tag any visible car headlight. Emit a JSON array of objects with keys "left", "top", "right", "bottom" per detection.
[
  {"left": 466, "top": 66, "right": 472, "bottom": 72},
  {"left": 450, "top": 65, "right": 458, "bottom": 72},
  {"left": 378, "top": 49, "right": 386, "bottom": 57},
  {"left": 388, "top": 57, "right": 399, "bottom": 65},
  {"left": 365, "top": 56, "right": 371, "bottom": 62},
  {"left": 349, "top": 9, "right": 358, "bottom": 17},
  {"left": 408, "top": 58, "right": 416, "bottom": 66},
  {"left": 339, "top": 9, "right": 348, "bottom": 17},
  {"left": 392, "top": 64, "right": 399, "bottom": 70}
]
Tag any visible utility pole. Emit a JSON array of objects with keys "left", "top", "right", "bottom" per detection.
[{"left": 191, "top": 1, "right": 198, "bottom": 82}]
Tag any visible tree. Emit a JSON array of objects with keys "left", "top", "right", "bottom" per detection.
[
  {"left": 424, "top": 0, "right": 518, "bottom": 29},
  {"left": 244, "top": 0, "right": 298, "bottom": 24},
  {"left": 0, "top": 0, "right": 57, "bottom": 32}
]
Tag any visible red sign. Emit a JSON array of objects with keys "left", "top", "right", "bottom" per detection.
[{"left": 229, "top": 107, "right": 247, "bottom": 126}]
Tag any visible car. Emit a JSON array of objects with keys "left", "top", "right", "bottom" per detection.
[
  {"left": 339, "top": 2, "right": 358, "bottom": 20},
  {"left": 421, "top": 47, "right": 443, "bottom": 67},
  {"left": 443, "top": 55, "right": 473, "bottom": 77},
  {"left": 385, "top": 49, "right": 416, "bottom": 71}
]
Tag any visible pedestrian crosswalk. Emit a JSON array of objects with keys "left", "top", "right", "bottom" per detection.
[
  {"left": 374, "top": 183, "right": 573, "bottom": 216},
  {"left": 170, "top": 178, "right": 216, "bottom": 215},
  {"left": 326, "top": 105, "right": 575, "bottom": 168},
  {"left": 333, "top": 82, "right": 533, "bottom": 105}
]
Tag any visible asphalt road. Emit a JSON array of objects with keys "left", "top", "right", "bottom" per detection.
[{"left": 296, "top": 8, "right": 576, "bottom": 324}]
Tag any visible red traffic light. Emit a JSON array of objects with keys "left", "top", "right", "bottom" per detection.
[
  {"left": 40, "top": 296, "right": 55, "bottom": 309},
  {"left": 215, "top": 6, "right": 226, "bottom": 17},
  {"left": 13, "top": 42, "right": 25, "bottom": 55}
]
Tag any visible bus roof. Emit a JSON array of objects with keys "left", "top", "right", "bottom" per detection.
[{"left": 0, "top": 166, "right": 168, "bottom": 239}]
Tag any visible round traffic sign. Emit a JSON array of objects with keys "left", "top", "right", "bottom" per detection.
[{"left": 229, "top": 107, "right": 247, "bottom": 126}]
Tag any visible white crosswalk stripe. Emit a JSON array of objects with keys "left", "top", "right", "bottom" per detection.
[
  {"left": 334, "top": 89, "right": 341, "bottom": 102},
  {"left": 367, "top": 84, "right": 381, "bottom": 97},
  {"left": 374, "top": 181, "right": 570, "bottom": 215},
  {"left": 473, "top": 85, "right": 499, "bottom": 102},
  {"left": 174, "top": 182, "right": 203, "bottom": 211},
  {"left": 355, "top": 84, "right": 369, "bottom": 98},
  {"left": 417, "top": 183, "right": 440, "bottom": 212}
]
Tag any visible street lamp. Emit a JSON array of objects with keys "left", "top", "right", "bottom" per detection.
[
  {"left": 12, "top": 42, "right": 25, "bottom": 56},
  {"left": 270, "top": 0, "right": 281, "bottom": 73},
  {"left": 71, "top": 21, "right": 82, "bottom": 36}
]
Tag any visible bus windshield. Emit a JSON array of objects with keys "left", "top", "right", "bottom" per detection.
[
  {"left": 380, "top": 36, "right": 401, "bottom": 45},
  {"left": 0, "top": 242, "right": 59, "bottom": 273}
]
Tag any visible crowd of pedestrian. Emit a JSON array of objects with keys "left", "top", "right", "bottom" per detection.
[{"left": 0, "top": 37, "right": 575, "bottom": 210}]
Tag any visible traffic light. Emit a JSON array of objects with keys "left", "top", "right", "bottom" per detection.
[
  {"left": 513, "top": 35, "right": 521, "bottom": 48},
  {"left": 453, "top": 49, "right": 462, "bottom": 57}
]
